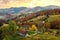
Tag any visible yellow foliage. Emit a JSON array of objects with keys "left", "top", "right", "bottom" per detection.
[{"left": 30, "top": 24, "right": 38, "bottom": 31}]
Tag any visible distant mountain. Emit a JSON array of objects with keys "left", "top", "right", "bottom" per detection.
[
  {"left": 20, "top": 6, "right": 43, "bottom": 13},
  {"left": 0, "top": 7, "right": 27, "bottom": 15},
  {"left": 43, "top": 5, "right": 60, "bottom": 10},
  {"left": 9, "top": 7, "right": 27, "bottom": 13},
  {"left": 0, "top": 5, "right": 60, "bottom": 15},
  {"left": 20, "top": 5, "right": 60, "bottom": 13}
]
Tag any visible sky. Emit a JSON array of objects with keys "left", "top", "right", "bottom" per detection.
[{"left": 0, "top": 0, "right": 60, "bottom": 8}]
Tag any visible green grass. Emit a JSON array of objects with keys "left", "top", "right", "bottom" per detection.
[
  {"left": 28, "top": 15, "right": 60, "bottom": 22},
  {"left": 3, "top": 29, "right": 60, "bottom": 40},
  {"left": 18, "top": 32, "right": 60, "bottom": 40},
  {"left": 16, "top": 29, "right": 60, "bottom": 40},
  {"left": 47, "top": 15, "right": 60, "bottom": 22}
]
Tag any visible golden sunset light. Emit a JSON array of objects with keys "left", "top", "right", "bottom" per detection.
[{"left": 0, "top": 0, "right": 60, "bottom": 8}]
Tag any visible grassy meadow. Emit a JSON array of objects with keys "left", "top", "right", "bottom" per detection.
[{"left": 0, "top": 14, "right": 60, "bottom": 40}]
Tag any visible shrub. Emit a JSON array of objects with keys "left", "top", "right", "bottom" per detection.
[
  {"left": 2, "top": 20, "right": 18, "bottom": 40},
  {"left": 50, "top": 19, "right": 60, "bottom": 29}
]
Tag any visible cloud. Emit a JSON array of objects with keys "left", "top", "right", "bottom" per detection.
[
  {"left": 0, "top": 0, "right": 9, "bottom": 4},
  {"left": 0, "top": 0, "right": 60, "bottom": 8}
]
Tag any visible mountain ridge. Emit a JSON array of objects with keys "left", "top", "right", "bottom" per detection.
[{"left": 0, "top": 5, "right": 60, "bottom": 15}]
